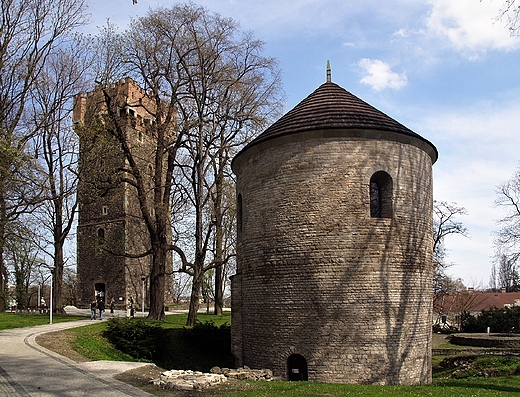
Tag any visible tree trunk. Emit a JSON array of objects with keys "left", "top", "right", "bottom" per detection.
[
  {"left": 187, "top": 265, "right": 203, "bottom": 326},
  {"left": 214, "top": 264, "right": 223, "bottom": 315},
  {"left": 148, "top": 241, "right": 166, "bottom": 320},
  {"left": 213, "top": 173, "right": 224, "bottom": 316},
  {"left": 0, "top": 196, "right": 6, "bottom": 312},
  {"left": 53, "top": 241, "right": 65, "bottom": 314}
]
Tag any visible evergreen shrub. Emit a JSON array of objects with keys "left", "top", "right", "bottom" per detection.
[{"left": 102, "top": 318, "right": 164, "bottom": 360}]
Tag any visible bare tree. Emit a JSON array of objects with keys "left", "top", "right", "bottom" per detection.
[
  {"left": 28, "top": 36, "right": 92, "bottom": 313},
  {"left": 211, "top": 176, "right": 238, "bottom": 315},
  {"left": 140, "top": 4, "right": 283, "bottom": 326},
  {"left": 4, "top": 219, "right": 41, "bottom": 309},
  {"left": 494, "top": 165, "right": 520, "bottom": 264},
  {"left": 62, "top": 267, "right": 77, "bottom": 306},
  {"left": 495, "top": 253, "right": 520, "bottom": 291},
  {"left": 433, "top": 200, "right": 469, "bottom": 294},
  {"left": 88, "top": 5, "right": 283, "bottom": 323},
  {"left": 495, "top": 0, "right": 520, "bottom": 35},
  {"left": 0, "top": 0, "right": 88, "bottom": 311}
]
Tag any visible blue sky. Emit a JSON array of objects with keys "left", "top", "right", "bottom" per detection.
[{"left": 82, "top": 0, "right": 520, "bottom": 288}]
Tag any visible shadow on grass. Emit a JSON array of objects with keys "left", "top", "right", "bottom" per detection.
[{"left": 154, "top": 327, "right": 235, "bottom": 372}]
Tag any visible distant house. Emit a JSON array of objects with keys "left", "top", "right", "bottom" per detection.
[{"left": 433, "top": 291, "right": 520, "bottom": 330}]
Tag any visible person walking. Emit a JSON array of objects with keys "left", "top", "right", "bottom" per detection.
[
  {"left": 90, "top": 299, "right": 97, "bottom": 320},
  {"left": 98, "top": 299, "right": 105, "bottom": 320},
  {"left": 128, "top": 297, "right": 134, "bottom": 318},
  {"left": 110, "top": 298, "right": 115, "bottom": 314}
]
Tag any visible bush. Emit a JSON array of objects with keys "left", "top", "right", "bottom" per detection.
[
  {"left": 181, "top": 320, "right": 231, "bottom": 356},
  {"left": 102, "top": 318, "right": 164, "bottom": 360},
  {"left": 461, "top": 306, "right": 520, "bottom": 333}
]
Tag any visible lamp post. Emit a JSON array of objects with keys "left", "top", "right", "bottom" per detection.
[
  {"left": 41, "top": 263, "right": 55, "bottom": 324},
  {"left": 141, "top": 276, "right": 146, "bottom": 317}
]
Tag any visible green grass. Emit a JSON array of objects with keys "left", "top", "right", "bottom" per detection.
[
  {"left": 64, "top": 312, "right": 233, "bottom": 367},
  {"left": 0, "top": 312, "right": 87, "bottom": 330},
  {"left": 66, "top": 322, "right": 136, "bottom": 361},
  {"left": 212, "top": 377, "right": 520, "bottom": 396},
  {"left": 160, "top": 311, "right": 231, "bottom": 328},
  {"left": 5, "top": 311, "right": 520, "bottom": 396}
]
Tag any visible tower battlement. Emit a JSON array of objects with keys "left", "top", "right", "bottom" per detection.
[{"left": 73, "top": 77, "right": 158, "bottom": 132}]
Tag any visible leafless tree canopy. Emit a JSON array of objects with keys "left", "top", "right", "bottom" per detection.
[
  {"left": 433, "top": 200, "right": 469, "bottom": 269},
  {"left": 432, "top": 200, "right": 469, "bottom": 295},
  {"left": 496, "top": 0, "right": 520, "bottom": 35},
  {"left": 493, "top": 165, "right": 520, "bottom": 290},
  {"left": 88, "top": 4, "right": 283, "bottom": 322},
  {"left": 0, "top": 0, "right": 89, "bottom": 311}
]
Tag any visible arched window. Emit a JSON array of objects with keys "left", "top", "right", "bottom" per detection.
[
  {"left": 370, "top": 171, "right": 393, "bottom": 218},
  {"left": 97, "top": 228, "right": 105, "bottom": 244},
  {"left": 237, "top": 193, "right": 243, "bottom": 234}
]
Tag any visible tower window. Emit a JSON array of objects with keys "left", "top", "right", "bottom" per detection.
[
  {"left": 97, "top": 228, "right": 105, "bottom": 244},
  {"left": 102, "top": 206, "right": 109, "bottom": 216},
  {"left": 370, "top": 171, "right": 393, "bottom": 218}
]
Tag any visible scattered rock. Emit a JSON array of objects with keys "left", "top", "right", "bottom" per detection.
[
  {"left": 150, "top": 366, "right": 274, "bottom": 391},
  {"left": 149, "top": 369, "right": 227, "bottom": 391},
  {"left": 477, "top": 368, "right": 503, "bottom": 378},
  {"left": 211, "top": 366, "right": 274, "bottom": 381}
]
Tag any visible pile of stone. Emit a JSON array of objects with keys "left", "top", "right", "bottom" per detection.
[
  {"left": 149, "top": 366, "right": 274, "bottom": 392},
  {"left": 149, "top": 369, "right": 227, "bottom": 391},
  {"left": 210, "top": 366, "right": 274, "bottom": 381}
]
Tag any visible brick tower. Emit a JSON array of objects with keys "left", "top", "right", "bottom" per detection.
[
  {"left": 231, "top": 71, "right": 437, "bottom": 384},
  {"left": 73, "top": 78, "right": 172, "bottom": 310}
]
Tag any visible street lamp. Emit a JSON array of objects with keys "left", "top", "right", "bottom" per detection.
[
  {"left": 41, "top": 263, "right": 55, "bottom": 324},
  {"left": 141, "top": 276, "right": 146, "bottom": 317}
]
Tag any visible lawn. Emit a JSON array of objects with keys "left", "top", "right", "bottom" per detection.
[
  {"left": 4, "top": 311, "right": 520, "bottom": 396},
  {"left": 0, "top": 311, "right": 87, "bottom": 330}
]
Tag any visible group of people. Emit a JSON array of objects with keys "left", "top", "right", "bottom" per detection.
[{"left": 90, "top": 298, "right": 115, "bottom": 320}]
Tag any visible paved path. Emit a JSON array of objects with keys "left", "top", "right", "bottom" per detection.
[{"left": 0, "top": 318, "right": 154, "bottom": 397}]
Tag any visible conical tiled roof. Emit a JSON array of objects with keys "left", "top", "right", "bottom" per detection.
[{"left": 233, "top": 81, "right": 437, "bottom": 169}]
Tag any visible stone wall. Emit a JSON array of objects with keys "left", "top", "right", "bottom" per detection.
[{"left": 232, "top": 130, "right": 433, "bottom": 385}]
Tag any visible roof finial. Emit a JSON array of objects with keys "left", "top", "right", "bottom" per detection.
[{"left": 326, "top": 60, "right": 332, "bottom": 83}]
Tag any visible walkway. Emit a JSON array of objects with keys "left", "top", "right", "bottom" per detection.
[{"left": 0, "top": 318, "right": 154, "bottom": 397}]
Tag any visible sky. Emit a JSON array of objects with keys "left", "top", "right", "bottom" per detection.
[{"left": 81, "top": 0, "right": 520, "bottom": 288}]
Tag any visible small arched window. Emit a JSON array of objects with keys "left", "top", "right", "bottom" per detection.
[
  {"left": 370, "top": 171, "right": 393, "bottom": 218},
  {"left": 237, "top": 193, "right": 243, "bottom": 234},
  {"left": 97, "top": 228, "right": 105, "bottom": 244}
]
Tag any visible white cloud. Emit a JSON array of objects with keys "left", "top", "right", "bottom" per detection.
[
  {"left": 358, "top": 59, "right": 408, "bottom": 91},
  {"left": 426, "top": 0, "right": 519, "bottom": 52}
]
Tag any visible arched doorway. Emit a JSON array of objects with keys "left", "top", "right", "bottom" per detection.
[
  {"left": 287, "top": 354, "right": 308, "bottom": 381},
  {"left": 94, "top": 283, "right": 105, "bottom": 301}
]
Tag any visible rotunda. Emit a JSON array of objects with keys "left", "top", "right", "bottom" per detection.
[{"left": 231, "top": 67, "right": 437, "bottom": 385}]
